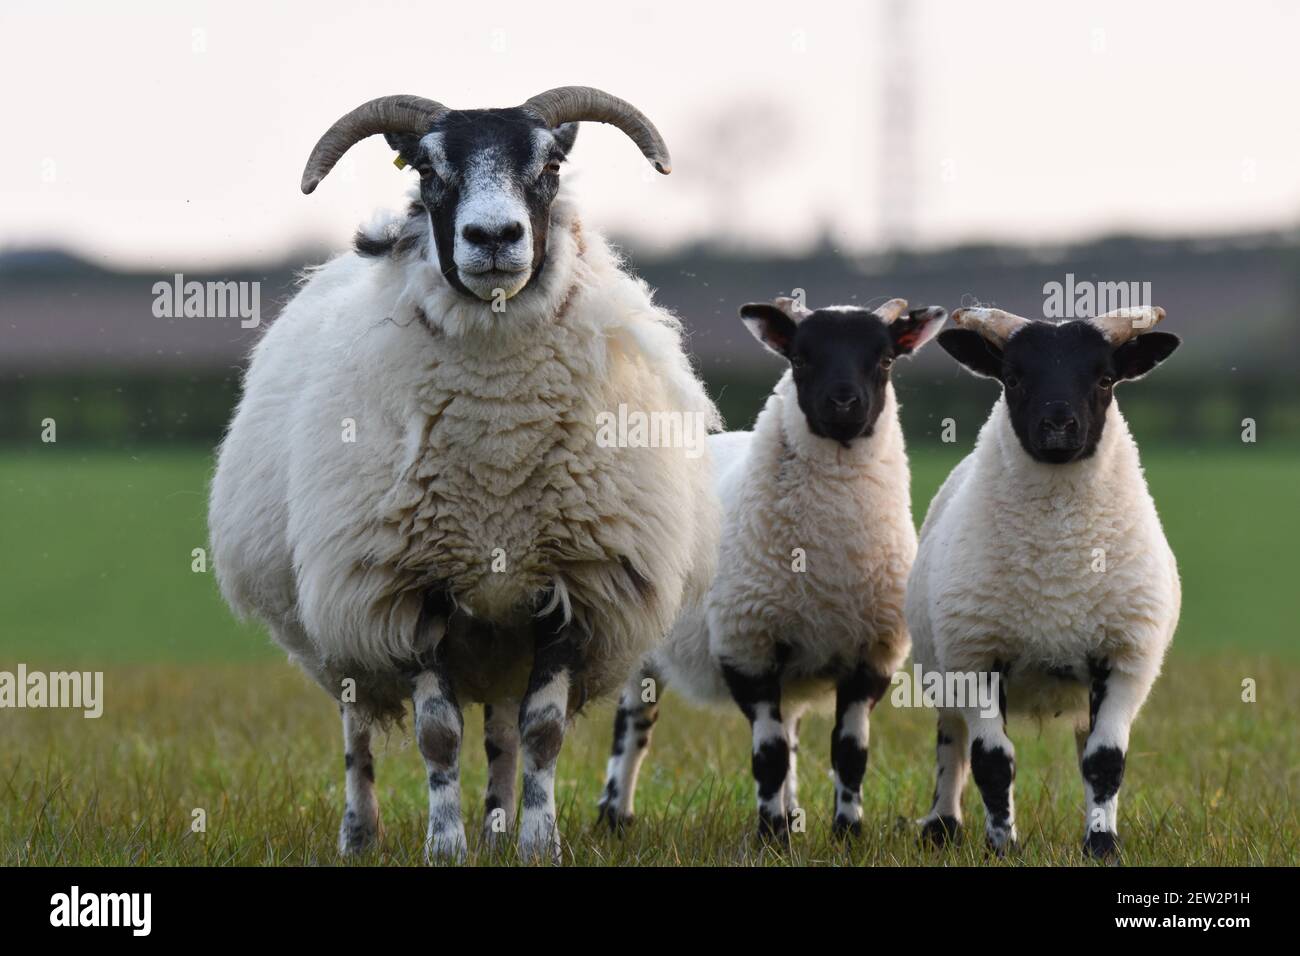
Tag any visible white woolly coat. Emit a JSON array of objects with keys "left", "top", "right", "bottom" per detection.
[
  {"left": 906, "top": 397, "right": 1180, "bottom": 718},
  {"left": 209, "top": 188, "right": 721, "bottom": 719},
  {"left": 651, "top": 372, "right": 916, "bottom": 707}
]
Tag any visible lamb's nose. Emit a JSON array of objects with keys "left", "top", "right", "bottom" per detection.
[
  {"left": 828, "top": 389, "right": 861, "bottom": 415},
  {"left": 1042, "top": 402, "right": 1078, "bottom": 433},
  {"left": 462, "top": 221, "right": 525, "bottom": 250}
]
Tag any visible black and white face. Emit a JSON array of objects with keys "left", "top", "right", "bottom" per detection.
[
  {"left": 740, "top": 302, "right": 946, "bottom": 446},
  {"left": 388, "top": 109, "right": 578, "bottom": 302},
  {"left": 938, "top": 320, "right": 1181, "bottom": 464}
]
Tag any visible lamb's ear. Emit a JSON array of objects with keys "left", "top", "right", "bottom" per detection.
[
  {"left": 551, "top": 123, "right": 579, "bottom": 155},
  {"left": 938, "top": 328, "right": 1004, "bottom": 379},
  {"left": 740, "top": 303, "right": 799, "bottom": 359},
  {"left": 1113, "top": 332, "right": 1180, "bottom": 382},
  {"left": 890, "top": 306, "right": 947, "bottom": 356},
  {"left": 384, "top": 131, "right": 424, "bottom": 168}
]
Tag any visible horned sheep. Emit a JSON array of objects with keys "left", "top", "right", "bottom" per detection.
[{"left": 208, "top": 88, "right": 720, "bottom": 863}]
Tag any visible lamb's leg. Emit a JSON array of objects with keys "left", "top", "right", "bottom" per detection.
[
  {"left": 413, "top": 657, "right": 467, "bottom": 862},
  {"left": 919, "top": 710, "right": 969, "bottom": 847},
  {"left": 597, "top": 668, "right": 661, "bottom": 832},
  {"left": 518, "top": 598, "right": 580, "bottom": 863},
  {"left": 830, "top": 663, "right": 887, "bottom": 838},
  {"left": 964, "top": 679, "right": 1017, "bottom": 856},
  {"left": 1079, "top": 659, "right": 1152, "bottom": 860},
  {"left": 482, "top": 699, "right": 519, "bottom": 847},
  {"left": 338, "top": 703, "right": 379, "bottom": 855},
  {"left": 721, "top": 661, "right": 789, "bottom": 842},
  {"left": 783, "top": 709, "right": 803, "bottom": 829}
]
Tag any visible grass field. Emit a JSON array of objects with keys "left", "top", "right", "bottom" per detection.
[{"left": 1, "top": 446, "right": 1297, "bottom": 865}]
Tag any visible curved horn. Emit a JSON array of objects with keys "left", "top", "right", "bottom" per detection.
[
  {"left": 1090, "top": 306, "right": 1166, "bottom": 345},
  {"left": 951, "top": 307, "right": 1032, "bottom": 346},
  {"left": 522, "top": 86, "right": 672, "bottom": 174},
  {"left": 874, "top": 298, "right": 909, "bottom": 323},
  {"left": 300, "top": 95, "right": 449, "bottom": 194}
]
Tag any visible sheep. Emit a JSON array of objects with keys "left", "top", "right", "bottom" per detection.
[
  {"left": 596, "top": 296, "right": 947, "bottom": 839},
  {"left": 907, "top": 305, "right": 1182, "bottom": 858},
  {"left": 207, "top": 88, "right": 721, "bottom": 863}
]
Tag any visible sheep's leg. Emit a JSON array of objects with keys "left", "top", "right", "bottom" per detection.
[
  {"left": 338, "top": 703, "right": 379, "bottom": 855},
  {"left": 964, "top": 674, "right": 1017, "bottom": 856},
  {"left": 919, "top": 710, "right": 969, "bottom": 847},
  {"left": 721, "top": 661, "right": 789, "bottom": 842},
  {"left": 482, "top": 699, "right": 519, "bottom": 847},
  {"left": 597, "top": 667, "right": 661, "bottom": 832},
  {"left": 413, "top": 658, "right": 467, "bottom": 862},
  {"left": 518, "top": 599, "right": 580, "bottom": 864},
  {"left": 1079, "top": 659, "right": 1152, "bottom": 860},
  {"left": 830, "top": 663, "right": 887, "bottom": 838},
  {"left": 783, "top": 709, "right": 803, "bottom": 828}
]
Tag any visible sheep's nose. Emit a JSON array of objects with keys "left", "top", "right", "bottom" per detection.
[
  {"left": 462, "top": 221, "right": 525, "bottom": 251},
  {"left": 1041, "top": 402, "right": 1079, "bottom": 433},
  {"left": 827, "top": 389, "right": 861, "bottom": 415}
]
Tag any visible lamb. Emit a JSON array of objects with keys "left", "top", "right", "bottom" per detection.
[
  {"left": 907, "top": 305, "right": 1182, "bottom": 858},
  {"left": 207, "top": 88, "right": 721, "bottom": 863},
  {"left": 596, "top": 296, "right": 947, "bottom": 839}
]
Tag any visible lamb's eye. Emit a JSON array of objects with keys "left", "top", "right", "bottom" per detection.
[
  {"left": 880, "top": 357, "right": 894, "bottom": 371},
  {"left": 1004, "top": 373, "right": 1021, "bottom": 389},
  {"left": 1098, "top": 376, "right": 1114, "bottom": 390},
  {"left": 542, "top": 161, "right": 562, "bottom": 177}
]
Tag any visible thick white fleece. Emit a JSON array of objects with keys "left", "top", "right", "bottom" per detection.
[
  {"left": 209, "top": 188, "right": 721, "bottom": 718},
  {"left": 906, "top": 397, "right": 1180, "bottom": 716},
  {"left": 652, "top": 372, "right": 915, "bottom": 706}
]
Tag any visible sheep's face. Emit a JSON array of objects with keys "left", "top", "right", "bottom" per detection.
[
  {"left": 740, "top": 302, "right": 946, "bottom": 447},
  {"left": 388, "top": 110, "right": 578, "bottom": 302},
  {"left": 938, "top": 320, "right": 1181, "bottom": 464}
]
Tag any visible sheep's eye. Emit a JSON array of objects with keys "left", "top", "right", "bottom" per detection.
[
  {"left": 880, "top": 357, "right": 894, "bottom": 371},
  {"left": 1004, "top": 373, "right": 1021, "bottom": 389},
  {"left": 1098, "top": 376, "right": 1114, "bottom": 390}
]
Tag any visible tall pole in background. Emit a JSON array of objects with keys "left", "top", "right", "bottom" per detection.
[{"left": 878, "top": 0, "right": 918, "bottom": 250}]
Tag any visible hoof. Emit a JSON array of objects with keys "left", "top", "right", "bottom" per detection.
[
  {"left": 919, "top": 815, "right": 961, "bottom": 848},
  {"left": 984, "top": 828, "right": 1018, "bottom": 858},
  {"left": 595, "top": 803, "right": 635, "bottom": 835},
  {"left": 756, "top": 812, "right": 791, "bottom": 848},
  {"left": 424, "top": 827, "right": 468, "bottom": 864},
  {"left": 1083, "top": 829, "right": 1121, "bottom": 861},
  {"left": 338, "top": 809, "right": 377, "bottom": 856},
  {"left": 831, "top": 815, "right": 862, "bottom": 840}
]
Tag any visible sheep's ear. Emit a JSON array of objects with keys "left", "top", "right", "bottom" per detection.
[
  {"left": 384, "top": 132, "right": 424, "bottom": 168},
  {"left": 938, "top": 328, "right": 1004, "bottom": 379},
  {"left": 740, "top": 303, "right": 799, "bottom": 359},
  {"left": 1113, "top": 332, "right": 1180, "bottom": 383},
  {"left": 890, "top": 306, "right": 947, "bottom": 356},
  {"left": 551, "top": 123, "right": 579, "bottom": 155}
]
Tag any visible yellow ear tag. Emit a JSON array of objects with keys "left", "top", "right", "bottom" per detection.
[{"left": 393, "top": 154, "right": 408, "bottom": 170}]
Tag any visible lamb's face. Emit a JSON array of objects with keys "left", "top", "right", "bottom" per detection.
[
  {"left": 740, "top": 301, "right": 946, "bottom": 447},
  {"left": 938, "top": 318, "right": 1181, "bottom": 464},
  {"left": 390, "top": 109, "right": 578, "bottom": 302}
]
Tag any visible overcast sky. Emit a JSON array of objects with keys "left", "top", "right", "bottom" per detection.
[{"left": 2, "top": 0, "right": 1298, "bottom": 268}]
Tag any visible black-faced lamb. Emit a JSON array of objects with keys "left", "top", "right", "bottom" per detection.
[
  {"left": 208, "top": 88, "right": 720, "bottom": 863},
  {"left": 596, "top": 296, "right": 946, "bottom": 839},
  {"left": 908, "top": 305, "right": 1181, "bottom": 858}
]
